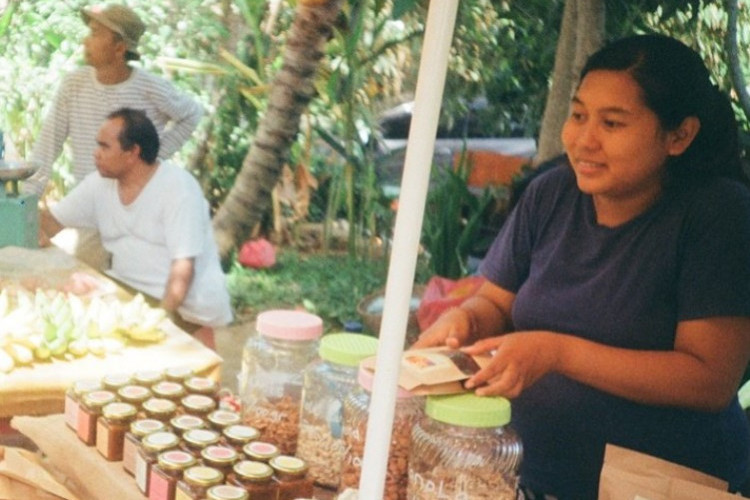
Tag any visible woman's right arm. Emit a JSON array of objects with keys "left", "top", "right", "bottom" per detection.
[{"left": 411, "top": 281, "right": 516, "bottom": 349}]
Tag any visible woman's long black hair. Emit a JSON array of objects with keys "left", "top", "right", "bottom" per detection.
[{"left": 580, "top": 34, "right": 748, "bottom": 187}]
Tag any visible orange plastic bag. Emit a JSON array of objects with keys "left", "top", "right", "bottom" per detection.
[{"left": 416, "top": 276, "right": 485, "bottom": 331}]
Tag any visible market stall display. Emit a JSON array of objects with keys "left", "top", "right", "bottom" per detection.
[{"left": 0, "top": 246, "right": 222, "bottom": 418}]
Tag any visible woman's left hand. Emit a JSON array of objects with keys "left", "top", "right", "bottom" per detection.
[{"left": 462, "top": 331, "right": 561, "bottom": 398}]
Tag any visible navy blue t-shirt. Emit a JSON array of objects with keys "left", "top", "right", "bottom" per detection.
[{"left": 480, "top": 162, "right": 750, "bottom": 499}]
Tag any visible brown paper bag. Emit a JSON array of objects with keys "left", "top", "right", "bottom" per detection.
[
  {"left": 361, "top": 347, "right": 492, "bottom": 395},
  {"left": 598, "top": 444, "right": 736, "bottom": 500},
  {"left": 0, "top": 447, "right": 79, "bottom": 500}
]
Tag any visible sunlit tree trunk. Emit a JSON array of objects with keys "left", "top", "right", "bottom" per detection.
[
  {"left": 212, "top": 0, "right": 343, "bottom": 261},
  {"left": 726, "top": 0, "right": 750, "bottom": 120},
  {"left": 535, "top": 0, "right": 604, "bottom": 165}
]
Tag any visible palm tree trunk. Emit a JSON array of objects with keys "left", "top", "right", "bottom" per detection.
[
  {"left": 534, "top": 0, "right": 604, "bottom": 166},
  {"left": 212, "top": 0, "right": 343, "bottom": 261}
]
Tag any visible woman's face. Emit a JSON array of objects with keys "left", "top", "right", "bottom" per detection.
[{"left": 561, "top": 70, "right": 681, "bottom": 211}]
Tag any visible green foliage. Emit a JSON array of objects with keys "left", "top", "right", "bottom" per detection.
[
  {"left": 421, "top": 157, "right": 508, "bottom": 279},
  {"left": 227, "top": 248, "right": 429, "bottom": 330}
]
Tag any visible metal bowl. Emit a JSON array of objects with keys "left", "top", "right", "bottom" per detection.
[{"left": 0, "top": 160, "right": 39, "bottom": 182}]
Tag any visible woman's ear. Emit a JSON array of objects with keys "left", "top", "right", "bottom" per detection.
[{"left": 667, "top": 116, "right": 701, "bottom": 156}]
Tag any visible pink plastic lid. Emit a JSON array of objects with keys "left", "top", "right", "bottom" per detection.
[
  {"left": 358, "top": 365, "right": 414, "bottom": 399},
  {"left": 256, "top": 310, "right": 323, "bottom": 341}
]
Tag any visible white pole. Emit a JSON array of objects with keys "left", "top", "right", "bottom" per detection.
[{"left": 357, "top": 1, "right": 460, "bottom": 498}]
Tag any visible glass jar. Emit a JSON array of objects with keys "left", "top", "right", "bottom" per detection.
[
  {"left": 296, "top": 332, "right": 378, "bottom": 488},
  {"left": 118, "top": 384, "right": 153, "bottom": 410},
  {"left": 241, "top": 441, "right": 280, "bottom": 463},
  {"left": 77, "top": 389, "right": 117, "bottom": 446},
  {"left": 124, "top": 419, "right": 167, "bottom": 476},
  {"left": 170, "top": 415, "right": 206, "bottom": 438},
  {"left": 184, "top": 376, "right": 220, "bottom": 400},
  {"left": 152, "top": 381, "right": 187, "bottom": 403},
  {"left": 102, "top": 373, "right": 133, "bottom": 392},
  {"left": 143, "top": 398, "right": 179, "bottom": 422},
  {"left": 407, "top": 393, "right": 522, "bottom": 500},
  {"left": 134, "top": 370, "right": 165, "bottom": 388},
  {"left": 96, "top": 401, "right": 138, "bottom": 461},
  {"left": 165, "top": 366, "right": 195, "bottom": 383},
  {"left": 181, "top": 394, "right": 217, "bottom": 418},
  {"left": 339, "top": 366, "right": 423, "bottom": 499},
  {"left": 206, "top": 484, "right": 249, "bottom": 500},
  {"left": 175, "top": 466, "right": 224, "bottom": 500},
  {"left": 181, "top": 428, "right": 221, "bottom": 457},
  {"left": 228, "top": 460, "right": 277, "bottom": 500},
  {"left": 135, "top": 431, "right": 180, "bottom": 495},
  {"left": 149, "top": 450, "right": 197, "bottom": 500},
  {"left": 207, "top": 409, "right": 241, "bottom": 431},
  {"left": 222, "top": 424, "right": 260, "bottom": 452},
  {"left": 239, "top": 309, "right": 323, "bottom": 455},
  {"left": 64, "top": 379, "right": 101, "bottom": 430},
  {"left": 200, "top": 445, "right": 240, "bottom": 477},
  {"left": 269, "top": 455, "right": 314, "bottom": 500}
]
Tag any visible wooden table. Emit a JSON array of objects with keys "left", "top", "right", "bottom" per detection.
[{"left": 0, "top": 246, "right": 223, "bottom": 418}]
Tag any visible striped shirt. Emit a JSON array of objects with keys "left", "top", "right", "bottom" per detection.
[{"left": 27, "top": 65, "right": 203, "bottom": 195}]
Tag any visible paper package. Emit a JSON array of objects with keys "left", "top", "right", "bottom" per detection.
[{"left": 361, "top": 347, "right": 492, "bottom": 395}]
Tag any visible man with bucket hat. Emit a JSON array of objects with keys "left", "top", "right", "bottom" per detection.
[{"left": 28, "top": 3, "right": 203, "bottom": 270}]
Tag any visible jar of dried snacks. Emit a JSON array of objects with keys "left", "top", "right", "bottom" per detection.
[
  {"left": 239, "top": 309, "right": 323, "bottom": 454},
  {"left": 407, "top": 393, "right": 522, "bottom": 500},
  {"left": 296, "top": 333, "right": 378, "bottom": 488}
]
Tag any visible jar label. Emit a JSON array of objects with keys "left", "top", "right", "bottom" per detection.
[
  {"left": 64, "top": 395, "right": 78, "bottom": 429},
  {"left": 149, "top": 467, "right": 173, "bottom": 500},
  {"left": 135, "top": 454, "right": 149, "bottom": 493}
]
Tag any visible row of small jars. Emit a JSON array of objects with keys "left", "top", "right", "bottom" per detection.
[
  {"left": 65, "top": 368, "right": 223, "bottom": 456},
  {"left": 134, "top": 428, "right": 314, "bottom": 500}
]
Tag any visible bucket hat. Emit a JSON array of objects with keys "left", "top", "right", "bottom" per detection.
[{"left": 81, "top": 4, "right": 146, "bottom": 59}]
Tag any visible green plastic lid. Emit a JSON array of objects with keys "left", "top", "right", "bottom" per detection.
[
  {"left": 318, "top": 333, "right": 378, "bottom": 367},
  {"left": 426, "top": 393, "right": 511, "bottom": 428}
]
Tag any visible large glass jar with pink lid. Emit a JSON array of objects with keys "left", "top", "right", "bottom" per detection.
[{"left": 239, "top": 309, "right": 323, "bottom": 455}]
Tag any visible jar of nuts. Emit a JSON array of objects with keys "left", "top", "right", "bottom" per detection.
[
  {"left": 239, "top": 310, "right": 323, "bottom": 455},
  {"left": 407, "top": 393, "right": 522, "bottom": 500},
  {"left": 296, "top": 333, "right": 379, "bottom": 489},
  {"left": 339, "top": 366, "right": 423, "bottom": 499}
]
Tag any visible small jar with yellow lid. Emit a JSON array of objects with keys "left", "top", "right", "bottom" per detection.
[
  {"left": 207, "top": 409, "right": 241, "bottom": 431},
  {"left": 206, "top": 484, "right": 249, "bottom": 500},
  {"left": 175, "top": 465, "right": 224, "bottom": 500},
  {"left": 143, "top": 398, "right": 178, "bottom": 422},
  {"left": 123, "top": 419, "right": 167, "bottom": 476},
  {"left": 134, "top": 370, "right": 165, "bottom": 388},
  {"left": 102, "top": 373, "right": 133, "bottom": 392},
  {"left": 181, "top": 428, "right": 221, "bottom": 457},
  {"left": 117, "top": 384, "right": 152, "bottom": 410},
  {"left": 149, "top": 449, "right": 197, "bottom": 500},
  {"left": 181, "top": 394, "right": 217, "bottom": 417},
  {"left": 228, "top": 460, "right": 277, "bottom": 500},
  {"left": 165, "top": 366, "right": 194, "bottom": 383},
  {"left": 65, "top": 379, "right": 101, "bottom": 430},
  {"left": 135, "top": 431, "right": 180, "bottom": 495},
  {"left": 96, "top": 401, "right": 138, "bottom": 461},
  {"left": 170, "top": 414, "right": 206, "bottom": 437},
  {"left": 241, "top": 441, "right": 280, "bottom": 463},
  {"left": 184, "top": 376, "right": 219, "bottom": 399},
  {"left": 77, "top": 389, "right": 117, "bottom": 446},
  {"left": 222, "top": 424, "right": 260, "bottom": 451},
  {"left": 270, "top": 455, "right": 314, "bottom": 500},
  {"left": 152, "top": 381, "right": 187, "bottom": 402},
  {"left": 200, "top": 445, "right": 240, "bottom": 477}
]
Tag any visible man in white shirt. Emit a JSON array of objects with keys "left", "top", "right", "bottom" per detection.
[
  {"left": 40, "top": 108, "right": 232, "bottom": 343},
  {"left": 29, "top": 4, "right": 203, "bottom": 269}
]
